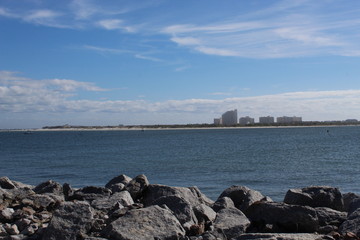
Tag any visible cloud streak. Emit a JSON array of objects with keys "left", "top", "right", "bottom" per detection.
[{"left": 163, "top": 1, "right": 360, "bottom": 58}]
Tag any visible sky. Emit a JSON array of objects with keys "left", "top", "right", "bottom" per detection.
[{"left": 1, "top": 0, "right": 360, "bottom": 128}]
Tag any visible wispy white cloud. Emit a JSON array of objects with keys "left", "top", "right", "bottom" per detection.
[
  {"left": 163, "top": 1, "right": 360, "bottom": 58},
  {"left": 134, "top": 54, "right": 162, "bottom": 62},
  {"left": 84, "top": 45, "right": 163, "bottom": 62},
  {"left": 1, "top": 71, "right": 360, "bottom": 121},
  {"left": 97, "top": 19, "right": 135, "bottom": 32}
]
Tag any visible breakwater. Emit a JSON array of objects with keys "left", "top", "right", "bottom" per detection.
[{"left": 1, "top": 174, "right": 360, "bottom": 240}]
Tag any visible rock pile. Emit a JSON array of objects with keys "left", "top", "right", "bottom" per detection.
[{"left": 1, "top": 174, "right": 360, "bottom": 240}]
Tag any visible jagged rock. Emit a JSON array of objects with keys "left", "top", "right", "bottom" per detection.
[
  {"left": 4, "top": 223, "right": 20, "bottom": 235},
  {"left": 0, "top": 224, "right": 7, "bottom": 236},
  {"left": 346, "top": 197, "right": 360, "bottom": 215},
  {"left": 339, "top": 208, "right": 360, "bottom": 236},
  {"left": 109, "top": 183, "right": 125, "bottom": 193},
  {"left": 22, "top": 194, "right": 59, "bottom": 211},
  {"left": 232, "top": 233, "right": 333, "bottom": 240},
  {"left": 91, "top": 191, "right": 134, "bottom": 211},
  {"left": 284, "top": 186, "right": 344, "bottom": 211},
  {"left": 143, "top": 184, "right": 203, "bottom": 207},
  {"left": 105, "top": 174, "right": 132, "bottom": 189},
  {"left": 343, "top": 193, "right": 360, "bottom": 213},
  {"left": 0, "top": 177, "right": 17, "bottom": 189},
  {"left": 33, "top": 180, "right": 63, "bottom": 196},
  {"left": 3, "top": 188, "right": 35, "bottom": 203},
  {"left": 218, "top": 185, "right": 268, "bottom": 212},
  {"left": 42, "top": 201, "right": 94, "bottom": 240},
  {"left": 62, "top": 183, "right": 74, "bottom": 201},
  {"left": 21, "top": 223, "right": 38, "bottom": 235},
  {"left": 125, "top": 174, "right": 149, "bottom": 200},
  {"left": 188, "top": 186, "right": 214, "bottom": 207},
  {"left": 213, "top": 207, "right": 250, "bottom": 239},
  {"left": 152, "top": 195, "right": 198, "bottom": 231},
  {"left": 193, "top": 204, "right": 217, "bottom": 223},
  {"left": 212, "top": 196, "right": 235, "bottom": 212},
  {"left": 15, "top": 218, "right": 32, "bottom": 232},
  {"left": 245, "top": 201, "right": 319, "bottom": 233},
  {"left": 104, "top": 205, "right": 185, "bottom": 240},
  {"left": 0, "top": 208, "right": 14, "bottom": 222},
  {"left": 315, "top": 207, "right": 347, "bottom": 234},
  {"left": 71, "top": 186, "right": 111, "bottom": 202}
]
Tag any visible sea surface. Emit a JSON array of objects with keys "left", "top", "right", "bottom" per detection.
[{"left": 1, "top": 126, "right": 359, "bottom": 201}]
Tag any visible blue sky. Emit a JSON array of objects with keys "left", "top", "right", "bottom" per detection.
[{"left": 1, "top": 0, "right": 360, "bottom": 128}]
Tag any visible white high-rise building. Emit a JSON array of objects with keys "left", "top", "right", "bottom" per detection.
[{"left": 221, "top": 109, "right": 238, "bottom": 126}]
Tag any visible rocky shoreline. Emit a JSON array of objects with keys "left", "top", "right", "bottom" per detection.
[{"left": 1, "top": 174, "right": 360, "bottom": 240}]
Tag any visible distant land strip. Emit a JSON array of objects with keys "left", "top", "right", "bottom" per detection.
[{"left": 38, "top": 121, "right": 360, "bottom": 130}]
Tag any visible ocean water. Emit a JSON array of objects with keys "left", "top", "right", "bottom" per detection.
[{"left": 1, "top": 126, "right": 360, "bottom": 201}]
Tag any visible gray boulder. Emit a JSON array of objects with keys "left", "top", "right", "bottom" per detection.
[
  {"left": 125, "top": 174, "right": 149, "bottom": 200},
  {"left": 193, "top": 204, "right": 217, "bottom": 223},
  {"left": 245, "top": 202, "right": 319, "bottom": 233},
  {"left": 21, "top": 194, "right": 59, "bottom": 211},
  {"left": 105, "top": 174, "right": 132, "bottom": 189},
  {"left": 218, "top": 186, "right": 268, "bottom": 212},
  {"left": 284, "top": 186, "right": 344, "bottom": 211},
  {"left": 343, "top": 192, "right": 360, "bottom": 213},
  {"left": 91, "top": 191, "right": 134, "bottom": 211},
  {"left": 342, "top": 192, "right": 360, "bottom": 215},
  {"left": 42, "top": 201, "right": 94, "bottom": 240},
  {"left": 213, "top": 207, "right": 250, "bottom": 239},
  {"left": 33, "top": 180, "right": 63, "bottom": 196},
  {"left": 152, "top": 195, "right": 198, "bottom": 231},
  {"left": 315, "top": 207, "right": 347, "bottom": 234},
  {"left": 143, "top": 184, "right": 205, "bottom": 207},
  {"left": 232, "top": 233, "right": 333, "bottom": 240},
  {"left": 0, "top": 177, "right": 17, "bottom": 189},
  {"left": 71, "top": 186, "right": 111, "bottom": 202},
  {"left": 188, "top": 186, "right": 214, "bottom": 207},
  {"left": 339, "top": 208, "right": 360, "bottom": 236},
  {"left": 212, "top": 196, "right": 235, "bottom": 212},
  {"left": 104, "top": 205, "right": 185, "bottom": 240}
]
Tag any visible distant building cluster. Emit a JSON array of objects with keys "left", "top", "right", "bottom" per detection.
[{"left": 214, "top": 109, "right": 303, "bottom": 126}]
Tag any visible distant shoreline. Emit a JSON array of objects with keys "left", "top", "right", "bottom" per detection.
[{"left": 2, "top": 123, "right": 360, "bottom": 132}]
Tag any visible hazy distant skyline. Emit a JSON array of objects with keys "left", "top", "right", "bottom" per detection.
[{"left": 1, "top": 0, "right": 360, "bottom": 128}]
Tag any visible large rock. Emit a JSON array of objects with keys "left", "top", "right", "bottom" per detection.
[
  {"left": 125, "top": 174, "right": 149, "bottom": 200},
  {"left": 33, "top": 180, "right": 63, "bottom": 196},
  {"left": 105, "top": 174, "right": 132, "bottom": 189},
  {"left": 193, "top": 204, "right": 217, "bottom": 223},
  {"left": 339, "top": 208, "right": 360, "bottom": 236},
  {"left": 0, "top": 177, "right": 17, "bottom": 189},
  {"left": 218, "top": 185, "right": 268, "bottom": 212},
  {"left": 245, "top": 202, "right": 319, "bottom": 233},
  {"left": 213, "top": 207, "right": 250, "bottom": 239},
  {"left": 21, "top": 194, "right": 59, "bottom": 211},
  {"left": 212, "top": 197, "right": 235, "bottom": 212},
  {"left": 188, "top": 186, "right": 214, "bottom": 207},
  {"left": 71, "top": 186, "right": 111, "bottom": 202},
  {"left": 143, "top": 184, "right": 205, "bottom": 207},
  {"left": 232, "top": 233, "right": 333, "bottom": 240},
  {"left": 104, "top": 205, "right": 185, "bottom": 240},
  {"left": 91, "top": 191, "right": 134, "bottom": 211},
  {"left": 315, "top": 207, "right": 347, "bottom": 233},
  {"left": 42, "top": 201, "right": 94, "bottom": 240},
  {"left": 284, "top": 186, "right": 344, "bottom": 211},
  {"left": 343, "top": 192, "right": 360, "bottom": 213},
  {"left": 152, "top": 195, "right": 198, "bottom": 231}
]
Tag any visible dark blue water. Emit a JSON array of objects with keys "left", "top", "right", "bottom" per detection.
[{"left": 1, "top": 126, "right": 359, "bottom": 201}]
